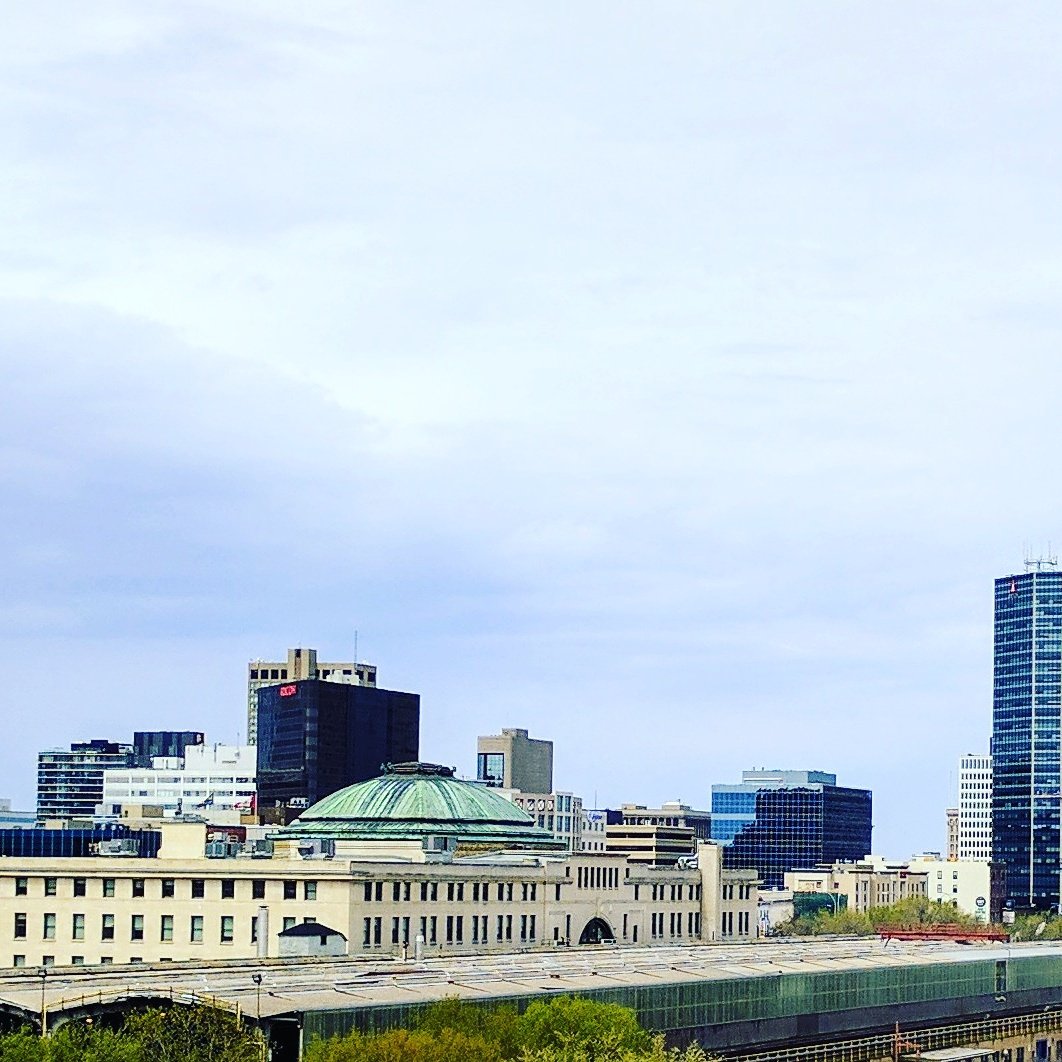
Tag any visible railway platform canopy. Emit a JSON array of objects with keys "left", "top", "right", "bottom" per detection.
[{"left": 0, "top": 937, "right": 1059, "bottom": 1059}]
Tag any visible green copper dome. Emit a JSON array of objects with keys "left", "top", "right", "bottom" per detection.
[{"left": 280, "top": 762, "right": 566, "bottom": 850}]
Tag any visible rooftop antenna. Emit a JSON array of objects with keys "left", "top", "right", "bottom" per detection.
[{"left": 354, "top": 629, "right": 358, "bottom": 665}]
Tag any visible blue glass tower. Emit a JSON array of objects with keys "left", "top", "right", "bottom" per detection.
[
  {"left": 711, "top": 770, "right": 872, "bottom": 888},
  {"left": 992, "top": 562, "right": 1062, "bottom": 910}
]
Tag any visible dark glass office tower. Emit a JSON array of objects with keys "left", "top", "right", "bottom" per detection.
[
  {"left": 132, "top": 730, "right": 204, "bottom": 767},
  {"left": 992, "top": 563, "right": 1062, "bottom": 910},
  {"left": 256, "top": 679, "right": 420, "bottom": 809},
  {"left": 711, "top": 770, "right": 872, "bottom": 888}
]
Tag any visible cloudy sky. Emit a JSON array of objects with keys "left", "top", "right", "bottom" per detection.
[{"left": 3, "top": 3, "right": 1061, "bottom": 854}]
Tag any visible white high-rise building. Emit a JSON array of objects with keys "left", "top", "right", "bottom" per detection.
[{"left": 958, "top": 753, "right": 992, "bottom": 861}]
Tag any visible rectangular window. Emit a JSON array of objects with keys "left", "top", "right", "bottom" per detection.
[
  {"left": 100, "top": 957, "right": 113, "bottom": 965},
  {"left": 190, "top": 916, "right": 203, "bottom": 943},
  {"left": 221, "top": 916, "right": 234, "bottom": 943},
  {"left": 304, "top": 881, "right": 317, "bottom": 901},
  {"left": 13, "top": 914, "right": 26, "bottom": 939},
  {"left": 375, "top": 881, "right": 384, "bottom": 902},
  {"left": 131, "top": 915, "right": 144, "bottom": 941},
  {"left": 282, "top": 916, "right": 295, "bottom": 932},
  {"left": 161, "top": 879, "right": 175, "bottom": 899},
  {"left": 221, "top": 880, "right": 235, "bottom": 900},
  {"left": 429, "top": 916, "right": 437, "bottom": 945},
  {"left": 44, "top": 878, "right": 57, "bottom": 897},
  {"left": 373, "top": 917, "right": 382, "bottom": 946},
  {"left": 456, "top": 915, "right": 463, "bottom": 944},
  {"left": 132, "top": 879, "right": 145, "bottom": 898},
  {"left": 13, "top": 955, "right": 24, "bottom": 967},
  {"left": 161, "top": 915, "right": 173, "bottom": 942},
  {"left": 252, "top": 879, "right": 266, "bottom": 900},
  {"left": 363, "top": 918, "right": 371, "bottom": 948},
  {"left": 191, "top": 880, "right": 205, "bottom": 900},
  {"left": 419, "top": 882, "right": 428, "bottom": 902},
  {"left": 529, "top": 915, "right": 535, "bottom": 940},
  {"left": 71, "top": 956, "right": 84, "bottom": 966},
  {"left": 73, "top": 878, "right": 86, "bottom": 898},
  {"left": 251, "top": 917, "right": 258, "bottom": 944},
  {"left": 392, "top": 917, "right": 400, "bottom": 945},
  {"left": 15, "top": 878, "right": 27, "bottom": 897},
  {"left": 102, "top": 914, "right": 115, "bottom": 941},
  {"left": 72, "top": 913, "right": 85, "bottom": 940},
  {"left": 393, "top": 882, "right": 401, "bottom": 902},
  {"left": 447, "top": 882, "right": 455, "bottom": 902},
  {"left": 103, "top": 879, "right": 116, "bottom": 898},
  {"left": 283, "top": 880, "right": 296, "bottom": 900},
  {"left": 446, "top": 915, "right": 454, "bottom": 944}
]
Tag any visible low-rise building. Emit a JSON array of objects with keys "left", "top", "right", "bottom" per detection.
[
  {"left": 604, "top": 823, "right": 697, "bottom": 867},
  {"left": 580, "top": 809, "right": 619, "bottom": 852},
  {"left": 502, "top": 790, "right": 583, "bottom": 851},
  {"left": 0, "top": 763, "right": 759, "bottom": 969},
  {"left": 619, "top": 802, "right": 711, "bottom": 841},
  {"left": 786, "top": 856, "right": 929, "bottom": 913},
  {"left": 908, "top": 854, "right": 1005, "bottom": 923},
  {"left": 102, "top": 744, "right": 257, "bottom": 825}
]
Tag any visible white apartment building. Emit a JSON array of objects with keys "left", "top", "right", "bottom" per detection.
[
  {"left": 581, "top": 809, "right": 609, "bottom": 852},
  {"left": 103, "top": 744, "right": 256, "bottom": 825},
  {"left": 957, "top": 753, "right": 992, "bottom": 861},
  {"left": 909, "top": 854, "right": 999, "bottom": 922}
]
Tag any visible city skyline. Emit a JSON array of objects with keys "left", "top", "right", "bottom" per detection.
[{"left": 5, "top": 5, "right": 1062, "bottom": 856}]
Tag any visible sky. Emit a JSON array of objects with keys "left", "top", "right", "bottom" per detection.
[{"left": 3, "top": 3, "right": 1062, "bottom": 856}]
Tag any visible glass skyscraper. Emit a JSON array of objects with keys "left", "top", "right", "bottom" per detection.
[
  {"left": 992, "top": 562, "right": 1062, "bottom": 910},
  {"left": 711, "top": 770, "right": 872, "bottom": 888}
]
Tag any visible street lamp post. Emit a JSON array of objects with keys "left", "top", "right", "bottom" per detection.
[
  {"left": 252, "top": 974, "right": 265, "bottom": 1061},
  {"left": 38, "top": 967, "right": 48, "bottom": 1038}
]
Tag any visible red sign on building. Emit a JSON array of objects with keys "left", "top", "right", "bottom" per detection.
[{"left": 279, "top": 684, "right": 297, "bottom": 697}]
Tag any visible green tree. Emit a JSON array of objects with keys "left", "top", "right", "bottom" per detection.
[
  {"left": 0, "top": 1030, "right": 46, "bottom": 1062},
  {"left": 122, "top": 1006, "right": 259, "bottom": 1062},
  {"left": 515, "top": 997, "right": 652, "bottom": 1061}
]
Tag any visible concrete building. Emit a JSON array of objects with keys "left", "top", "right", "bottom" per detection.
[
  {"left": 256, "top": 678, "right": 419, "bottom": 812},
  {"left": 757, "top": 888, "right": 795, "bottom": 934},
  {"left": 102, "top": 744, "right": 256, "bottom": 824},
  {"left": 946, "top": 807, "right": 959, "bottom": 859},
  {"left": 37, "top": 741, "right": 135, "bottom": 821},
  {"left": 501, "top": 790, "right": 582, "bottom": 851},
  {"left": 786, "top": 857, "right": 928, "bottom": 914},
  {"left": 619, "top": 801, "right": 711, "bottom": 841},
  {"left": 0, "top": 801, "right": 35, "bottom": 828},
  {"left": 247, "top": 648, "right": 377, "bottom": 745},
  {"left": 958, "top": 753, "right": 992, "bottom": 861},
  {"left": 604, "top": 823, "right": 697, "bottom": 866},
  {"left": 0, "top": 763, "right": 758, "bottom": 970},
  {"left": 909, "top": 854, "right": 1006, "bottom": 923},
  {"left": 476, "top": 729, "right": 553, "bottom": 793},
  {"left": 711, "top": 769, "right": 873, "bottom": 888},
  {"left": 581, "top": 809, "right": 620, "bottom": 852}
]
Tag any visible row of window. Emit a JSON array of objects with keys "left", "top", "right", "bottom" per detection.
[
  {"left": 364, "top": 913, "right": 539, "bottom": 948},
  {"left": 362, "top": 880, "right": 544, "bottom": 903},
  {"left": 721, "top": 910, "right": 751, "bottom": 935},
  {"left": 13, "top": 912, "right": 310, "bottom": 943},
  {"left": 650, "top": 911, "right": 701, "bottom": 938},
  {"left": 9, "top": 877, "right": 317, "bottom": 901}
]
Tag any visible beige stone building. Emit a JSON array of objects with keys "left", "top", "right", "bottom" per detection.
[
  {"left": 476, "top": 729, "right": 554, "bottom": 793},
  {"left": 0, "top": 765, "right": 759, "bottom": 970},
  {"left": 786, "top": 856, "right": 929, "bottom": 914}
]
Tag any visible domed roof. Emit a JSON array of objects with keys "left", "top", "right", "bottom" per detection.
[{"left": 281, "top": 762, "right": 566, "bottom": 850}]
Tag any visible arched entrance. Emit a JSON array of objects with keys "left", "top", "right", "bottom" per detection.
[{"left": 577, "top": 917, "right": 615, "bottom": 945}]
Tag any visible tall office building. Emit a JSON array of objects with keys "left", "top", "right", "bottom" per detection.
[
  {"left": 711, "top": 769, "right": 873, "bottom": 888},
  {"left": 992, "top": 560, "right": 1062, "bottom": 910},
  {"left": 247, "top": 647, "right": 377, "bottom": 745},
  {"left": 37, "top": 740, "right": 135, "bottom": 820},
  {"left": 957, "top": 753, "right": 992, "bottom": 861},
  {"left": 256, "top": 678, "right": 419, "bottom": 810},
  {"left": 476, "top": 729, "right": 553, "bottom": 792}
]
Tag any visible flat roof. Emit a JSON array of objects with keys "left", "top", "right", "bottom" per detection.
[{"left": 0, "top": 937, "right": 1050, "bottom": 1024}]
